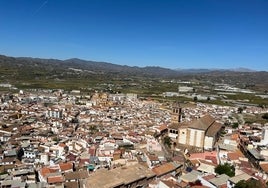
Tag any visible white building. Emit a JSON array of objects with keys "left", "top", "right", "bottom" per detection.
[
  {"left": 172, "top": 115, "right": 222, "bottom": 150},
  {"left": 47, "top": 108, "right": 63, "bottom": 119}
]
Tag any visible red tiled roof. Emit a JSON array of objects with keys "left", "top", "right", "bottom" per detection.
[
  {"left": 40, "top": 167, "right": 51, "bottom": 178},
  {"left": 59, "top": 143, "right": 66, "bottom": 148},
  {"left": 189, "top": 151, "right": 218, "bottom": 163},
  {"left": 240, "top": 167, "right": 256, "bottom": 176},
  {"left": 47, "top": 175, "right": 64, "bottom": 184},
  {"left": 231, "top": 134, "right": 239, "bottom": 141},
  {"left": 202, "top": 174, "right": 216, "bottom": 181},
  {"left": 260, "top": 163, "right": 268, "bottom": 173},
  {"left": 148, "top": 155, "right": 159, "bottom": 161},
  {"left": 198, "top": 159, "right": 217, "bottom": 167},
  {"left": 159, "top": 124, "right": 168, "bottom": 131},
  {"left": 59, "top": 162, "right": 73, "bottom": 172},
  {"left": 205, "top": 156, "right": 218, "bottom": 165},
  {"left": 40, "top": 167, "right": 59, "bottom": 178},
  {"left": 67, "top": 153, "right": 77, "bottom": 161},
  {"left": 238, "top": 160, "right": 252, "bottom": 169},
  {"left": 152, "top": 163, "right": 177, "bottom": 177},
  {"left": 227, "top": 151, "right": 244, "bottom": 161},
  {"left": 189, "top": 159, "right": 200, "bottom": 167}
]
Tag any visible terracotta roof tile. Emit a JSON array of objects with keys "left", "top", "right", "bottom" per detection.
[
  {"left": 47, "top": 175, "right": 64, "bottom": 184},
  {"left": 189, "top": 151, "right": 217, "bottom": 161},
  {"left": 40, "top": 167, "right": 58, "bottom": 178},
  {"left": 205, "top": 156, "right": 218, "bottom": 165},
  {"left": 202, "top": 174, "right": 216, "bottom": 181},
  {"left": 231, "top": 133, "right": 239, "bottom": 141},
  {"left": 260, "top": 163, "right": 268, "bottom": 173},
  {"left": 238, "top": 160, "right": 252, "bottom": 168},
  {"left": 59, "top": 162, "right": 73, "bottom": 172},
  {"left": 148, "top": 155, "right": 159, "bottom": 161},
  {"left": 159, "top": 124, "right": 168, "bottom": 131},
  {"left": 198, "top": 159, "right": 217, "bottom": 167},
  {"left": 59, "top": 143, "right": 66, "bottom": 148},
  {"left": 152, "top": 163, "right": 178, "bottom": 177},
  {"left": 227, "top": 151, "right": 244, "bottom": 161}
]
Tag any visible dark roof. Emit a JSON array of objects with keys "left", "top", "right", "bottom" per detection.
[
  {"left": 65, "top": 170, "right": 89, "bottom": 180},
  {"left": 2, "top": 157, "right": 16, "bottom": 163},
  {"left": 188, "top": 115, "right": 215, "bottom": 131},
  {"left": 206, "top": 122, "right": 222, "bottom": 137},
  {"left": 168, "top": 123, "right": 180, "bottom": 130},
  {"left": 169, "top": 122, "right": 189, "bottom": 130}
]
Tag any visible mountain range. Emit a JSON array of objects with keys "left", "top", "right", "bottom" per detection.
[
  {"left": 1, "top": 54, "right": 259, "bottom": 74},
  {"left": 0, "top": 54, "right": 267, "bottom": 91}
]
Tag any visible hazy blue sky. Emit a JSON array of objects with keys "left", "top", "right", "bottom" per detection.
[{"left": 0, "top": 0, "right": 267, "bottom": 70}]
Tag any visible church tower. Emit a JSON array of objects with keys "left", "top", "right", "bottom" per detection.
[{"left": 171, "top": 102, "right": 182, "bottom": 123}]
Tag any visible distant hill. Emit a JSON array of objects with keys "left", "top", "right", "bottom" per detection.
[
  {"left": 0, "top": 54, "right": 180, "bottom": 77},
  {"left": 175, "top": 68, "right": 256, "bottom": 73},
  {"left": 64, "top": 58, "right": 180, "bottom": 77},
  {"left": 229, "top": 67, "right": 256, "bottom": 72},
  {"left": 0, "top": 54, "right": 267, "bottom": 91}
]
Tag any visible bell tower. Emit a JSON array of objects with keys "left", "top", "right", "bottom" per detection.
[{"left": 171, "top": 102, "right": 182, "bottom": 123}]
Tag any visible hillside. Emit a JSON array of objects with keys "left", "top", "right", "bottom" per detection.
[{"left": 0, "top": 54, "right": 267, "bottom": 92}]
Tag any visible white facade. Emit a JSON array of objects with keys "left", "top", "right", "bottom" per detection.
[
  {"left": 178, "top": 86, "right": 193, "bottom": 93},
  {"left": 204, "top": 136, "right": 214, "bottom": 150},
  {"left": 189, "top": 129, "right": 195, "bottom": 146},
  {"left": 195, "top": 130, "right": 204, "bottom": 148},
  {"left": 168, "top": 129, "right": 178, "bottom": 139},
  {"left": 187, "top": 128, "right": 204, "bottom": 148},
  {"left": 262, "top": 126, "right": 268, "bottom": 144},
  {"left": 158, "top": 181, "right": 171, "bottom": 188},
  {"left": 0, "top": 134, "right": 11, "bottom": 142},
  {"left": 47, "top": 109, "right": 63, "bottom": 119},
  {"left": 24, "top": 150, "right": 38, "bottom": 159},
  {"left": 146, "top": 137, "right": 162, "bottom": 152},
  {"left": 260, "top": 149, "right": 268, "bottom": 157},
  {"left": 40, "top": 153, "right": 49, "bottom": 165},
  {"left": 178, "top": 128, "right": 187, "bottom": 144}
]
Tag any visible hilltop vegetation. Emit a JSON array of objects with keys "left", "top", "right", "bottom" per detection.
[{"left": 0, "top": 54, "right": 267, "bottom": 94}]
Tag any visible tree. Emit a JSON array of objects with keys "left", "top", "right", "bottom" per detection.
[
  {"left": 262, "top": 113, "right": 268, "bottom": 120},
  {"left": 163, "top": 136, "right": 172, "bottom": 148},
  {"left": 215, "top": 163, "right": 235, "bottom": 177},
  {"left": 232, "top": 122, "right": 239, "bottom": 129},
  {"left": 237, "top": 107, "right": 243, "bottom": 113},
  {"left": 17, "top": 147, "right": 24, "bottom": 161},
  {"left": 224, "top": 121, "right": 231, "bottom": 126},
  {"left": 234, "top": 179, "right": 263, "bottom": 188}
]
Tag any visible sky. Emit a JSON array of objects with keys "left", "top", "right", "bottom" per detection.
[{"left": 0, "top": 0, "right": 267, "bottom": 70}]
